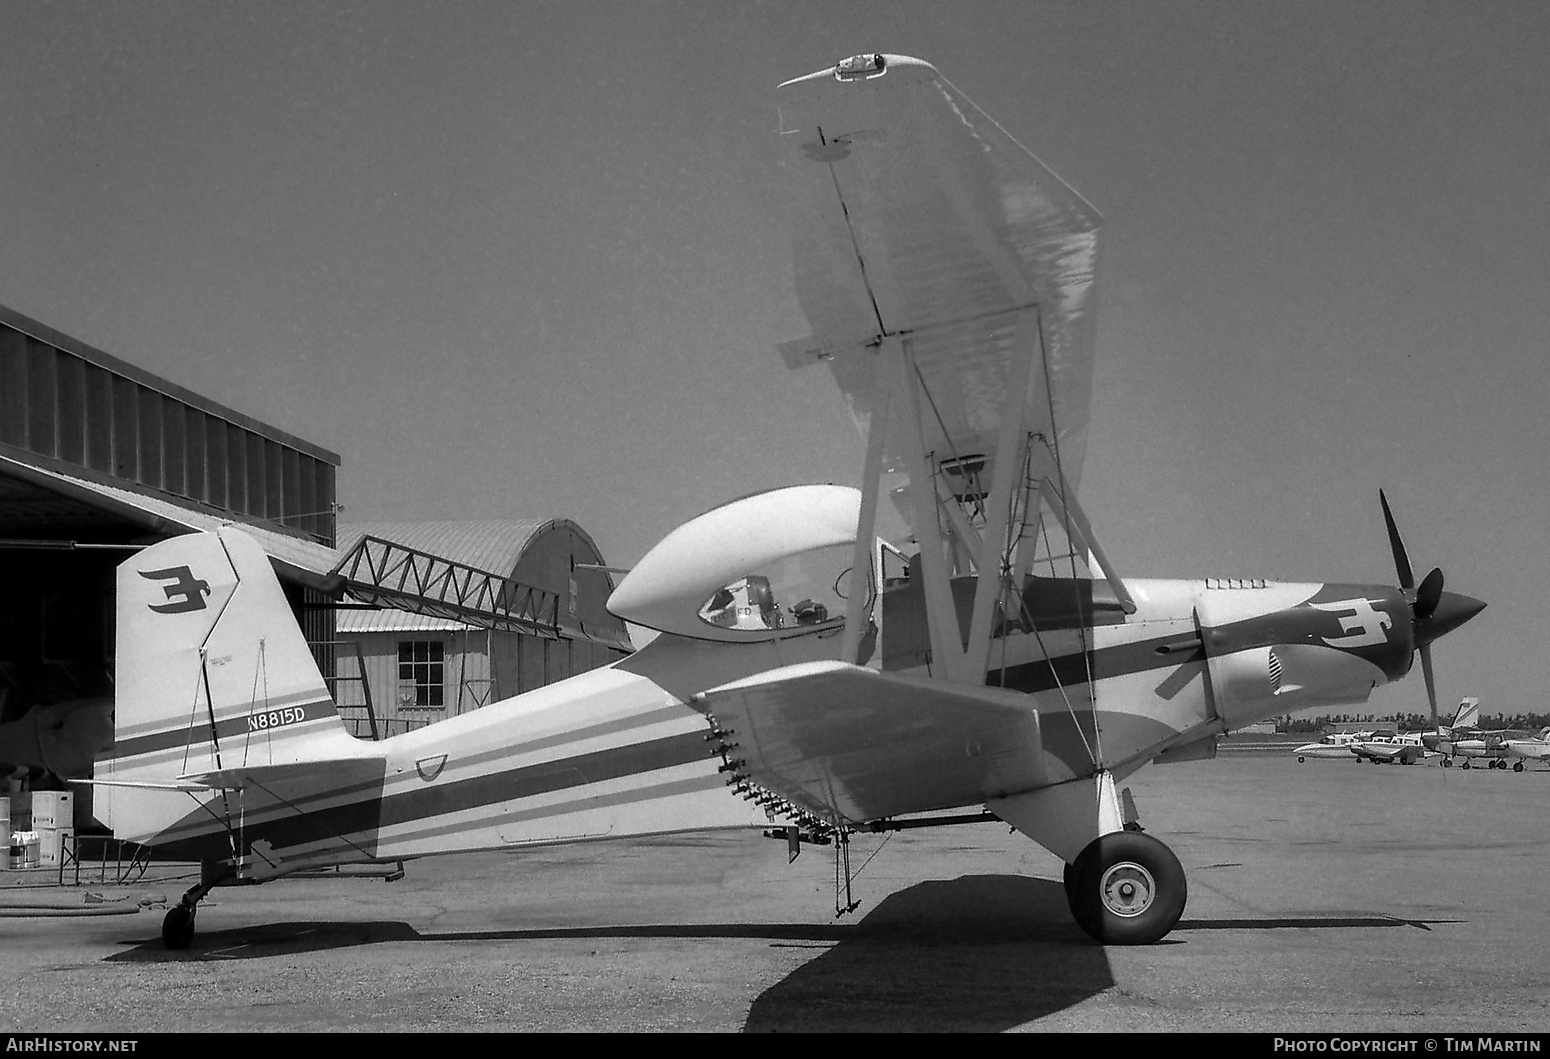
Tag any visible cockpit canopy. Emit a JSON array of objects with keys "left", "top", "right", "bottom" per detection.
[{"left": 607, "top": 485, "right": 863, "bottom": 642}]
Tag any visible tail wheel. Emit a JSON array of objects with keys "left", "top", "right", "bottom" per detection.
[
  {"left": 1066, "top": 832, "right": 1187, "bottom": 945},
  {"left": 162, "top": 905, "right": 196, "bottom": 950}
]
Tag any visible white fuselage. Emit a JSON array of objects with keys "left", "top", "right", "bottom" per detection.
[
  {"left": 138, "top": 574, "right": 1411, "bottom": 877},
  {"left": 1294, "top": 732, "right": 1371, "bottom": 760}
]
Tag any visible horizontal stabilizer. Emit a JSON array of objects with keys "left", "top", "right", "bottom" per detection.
[
  {"left": 74, "top": 778, "right": 210, "bottom": 792},
  {"left": 80, "top": 757, "right": 381, "bottom": 793},
  {"left": 693, "top": 660, "right": 1046, "bottom": 826},
  {"left": 176, "top": 758, "right": 383, "bottom": 792}
]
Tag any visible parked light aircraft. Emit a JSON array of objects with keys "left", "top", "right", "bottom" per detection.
[
  {"left": 1291, "top": 726, "right": 1434, "bottom": 765},
  {"left": 81, "top": 53, "right": 1486, "bottom": 950},
  {"left": 1292, "top": 730, "right": 1378, "bottom": 762},
  {"left": 1430, "top": 699, "right": 1550, "bottom": 771},
  {"left": 1348, "top": 731, "right": 1435, "bottom": 766},
  {"left": 1415, "top": 696, "right": 1481, "bottom": 768},
  {"left": 1504, "top": 731, "right": 1550, "bottom": 770},
  {"left": 1296, "top": 699, "right": 1476, "bottom": 765}
]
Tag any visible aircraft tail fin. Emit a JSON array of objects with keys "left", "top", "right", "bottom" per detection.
[
  {"left": 94, "top": 526, "right": 362, "bottom": 842},
  {"left": 1451, "top": 697, "right": 1481, "bottom": 731}
]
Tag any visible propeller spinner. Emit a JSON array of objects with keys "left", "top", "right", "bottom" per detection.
[{"left": 1379, "top": 490, "right": 1486, "bottom": 725}]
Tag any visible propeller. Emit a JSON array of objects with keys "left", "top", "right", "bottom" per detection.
[{"left": 1379, "top": 490, "right": 1487, "bottom": 727}]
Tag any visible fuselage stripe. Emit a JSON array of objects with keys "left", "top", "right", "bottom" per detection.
[{"left": 146, "top": 728, "right": 715, "bottom": 855}]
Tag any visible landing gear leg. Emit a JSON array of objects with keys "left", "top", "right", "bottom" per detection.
[{"left": 1065, "top": 831, "right": 1188, "bottom": 945}]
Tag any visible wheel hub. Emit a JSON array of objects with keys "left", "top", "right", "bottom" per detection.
[{"left": 1099, "top": 860, "right": 1157, "bottom": 918}]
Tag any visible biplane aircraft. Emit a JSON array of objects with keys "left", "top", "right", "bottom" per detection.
[{"left": 84, "top": 53, "right": 1485, "bottom": 950}]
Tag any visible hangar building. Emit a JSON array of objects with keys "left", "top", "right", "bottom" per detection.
[
  {"left": 332, "top": 520, "right": 631, "bottom": 737},
  {"left": 0, "top": 303, "right": 630, "bottom": 828}
]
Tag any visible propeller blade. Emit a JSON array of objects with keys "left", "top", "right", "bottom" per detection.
[
  {"left": 1379, "top": 490, "right": 1415, "bottom": 591},
  {"left": 1415, "top": 567, "right": 1444, "bottom": 621},
  {"left": 1420, "top": 643, "right": 1438, "bottom": 729}
]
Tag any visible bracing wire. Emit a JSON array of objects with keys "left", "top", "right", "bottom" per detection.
[
  {"left": 1032, "top": 305, "right": 1103, "bottom": 765},
  {"left": 1018, "top": 462, "right": 1100, "bottom": 767},
  {"left": 246, "top": 777, "right": 380, "bottom": 865}
]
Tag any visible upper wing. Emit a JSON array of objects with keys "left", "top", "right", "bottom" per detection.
[
  {"left": 777, "top": 55, "right": 1115, "bottom": 677},
  {"left": 778, "top": 54, "right": 1102, "bottom": 509},
  {"left": 694, "top": 660, "right": 1048, "bottom": 826}
]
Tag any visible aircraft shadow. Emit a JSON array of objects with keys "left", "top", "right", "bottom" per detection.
[
  {"left": 1175, "top": 914, "right": 1461, "bottom": 932},
  {"left": 103, "top": 874, "right": 1112, "bottom": 1030},
  {"left": 101, "top": 919, "right": 860, "bottom": 962},
  {"left": 742, "top": 875, "right": 1112, "bottom": 1032},
  {"left": 100, "top": 875, "right": 1450, "bottom": 1029}
]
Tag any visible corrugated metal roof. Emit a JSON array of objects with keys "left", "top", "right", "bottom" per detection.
[
  {"left": 337, "top": 520, "right": 555, "bottom": 579},
  {"left": 335, "top": 605, "right": 475, "bottom": 634},
  {"left": 0, "top": 452, "right": 341, "bottom": 590}
]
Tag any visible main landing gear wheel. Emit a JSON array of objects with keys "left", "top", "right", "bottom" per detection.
[
  {"left": 1065, "top": 832, "right": 1187, "bottom": 945},
  {"left": 162, "top": 904, "right": 196, "bottom": 950},
  {"left": 1514, "top": 761, "right": 1526, "bottom": 773}
]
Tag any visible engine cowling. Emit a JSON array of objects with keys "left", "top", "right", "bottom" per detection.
[{"left": 1195, "top": 581, "right": 1412, "bottom": 729}]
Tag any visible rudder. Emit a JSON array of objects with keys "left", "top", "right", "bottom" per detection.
[{"left": 97, "top": 526, "right": 357, "bottom": 841}]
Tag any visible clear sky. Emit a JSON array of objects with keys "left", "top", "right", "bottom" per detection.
[{"left": 3, "top": 1, "right": 1545, "bottom": 719}]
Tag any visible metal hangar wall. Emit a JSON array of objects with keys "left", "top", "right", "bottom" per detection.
[
  {"left": 0, "top": 302, "right": 342, "bottom": 805},
  {"left": 0, "top": 303, "right": 636, "bottom": 836}
]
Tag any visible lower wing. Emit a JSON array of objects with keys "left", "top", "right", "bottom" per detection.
[{"left": 693, "top": 661, "right": 1047, "bottom": 827}]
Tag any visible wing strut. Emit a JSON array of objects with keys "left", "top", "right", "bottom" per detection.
[
  {"left": 841, "top": 337, "right": 894, "bottom": 666},
  {"left": 893, "top": 335, "right": 975, "bottom": 682},
  {"left": 963, "top": 307, "right": 1043, "bottom": 673},
  {"left": 1036, "top": 465, "right": 1137, "bottom": 615},
  {"left": 844, "top": 312, "right": 1133, "bottom": 683}
]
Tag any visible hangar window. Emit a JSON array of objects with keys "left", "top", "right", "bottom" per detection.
[{"left": 397, "top": 640, "right": 445, "bottom": 709}]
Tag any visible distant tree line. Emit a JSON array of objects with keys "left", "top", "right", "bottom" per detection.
[{"left": 1274, "top": 712, "right": 1550, "bottom": 734}]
